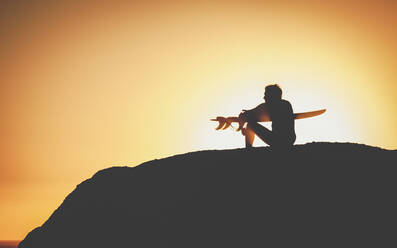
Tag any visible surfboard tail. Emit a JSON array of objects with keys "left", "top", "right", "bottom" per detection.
[
  {"left": 211, "top": 117, "right": 244, "bottom": 131},
  {"left": 211, "top": 117, "right": 226, "bottom": 130}
]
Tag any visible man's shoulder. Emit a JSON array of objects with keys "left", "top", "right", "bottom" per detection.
[
  {"left": 257, "top": 102, "right": 267, "bottom": 108},
  {"left": 280, "top": 99, "right": 293, "bottom": 111}
]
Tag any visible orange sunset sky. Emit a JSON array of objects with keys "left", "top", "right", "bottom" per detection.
[{"left": 1, "top": 0, "right": 396, "bottom": 240}]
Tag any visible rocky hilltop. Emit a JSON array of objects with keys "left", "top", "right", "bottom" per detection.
[{"left": 19, "top": 142, "right": 397, "bottom": 248}]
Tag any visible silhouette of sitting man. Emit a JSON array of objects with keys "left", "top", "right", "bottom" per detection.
[{"left": 239, "top": 84, "right": 296, "bottom": 149}]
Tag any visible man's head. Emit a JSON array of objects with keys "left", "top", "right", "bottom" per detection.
[{"left": 264, "top": 84, "right": 282, "bottom": 103}]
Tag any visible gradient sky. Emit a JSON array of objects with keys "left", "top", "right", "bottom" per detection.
[{"left": 1, "top": 0, "right": 396, "bottom": 239}]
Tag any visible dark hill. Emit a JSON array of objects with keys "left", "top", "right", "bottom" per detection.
[{"left": 19, "top": 142, "right": 397, "bottom": 248}]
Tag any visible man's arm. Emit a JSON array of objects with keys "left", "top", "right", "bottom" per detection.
[{"left": 239, "top": 103, "right": 268, "bottom": 122}]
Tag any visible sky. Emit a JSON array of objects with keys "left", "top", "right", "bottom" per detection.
[{"left": 1, "top": 0, "right": 396, "bottom": 240}]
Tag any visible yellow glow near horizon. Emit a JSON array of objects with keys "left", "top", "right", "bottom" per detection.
[{"left": 0, "top": 0, "right": 396, "bottom": 239}]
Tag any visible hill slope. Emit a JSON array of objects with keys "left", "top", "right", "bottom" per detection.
[{"left": 19, "top": 142, "right": 397, "bottom": 248}]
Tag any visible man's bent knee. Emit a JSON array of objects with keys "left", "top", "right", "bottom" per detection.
[{"left": 246, "top": 122, "right": 273, "bottom": 146}]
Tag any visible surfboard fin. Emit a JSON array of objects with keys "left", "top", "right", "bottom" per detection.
[
  {"left": 212, "top": 116, "right": 246, "bottom": 131},
  {"left": 222, "top": 120, "right": 232, "bottom": 130},
  {"left": 211, "top": 117, "right": 227, "bottom": 130}
]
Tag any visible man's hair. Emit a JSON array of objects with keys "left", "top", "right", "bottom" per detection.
[{"left": 265, "top": 84, "right": 282, "bottom": 99}]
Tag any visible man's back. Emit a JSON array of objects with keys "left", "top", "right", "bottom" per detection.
[{"left": 268, "top": 99, "right": 295, "bottom": 138}]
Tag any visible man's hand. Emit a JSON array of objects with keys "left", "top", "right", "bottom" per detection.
[{"left": 238, "top": 109, "right": 249, "bottom": 121}]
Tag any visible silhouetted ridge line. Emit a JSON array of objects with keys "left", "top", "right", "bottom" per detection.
[{"left": 19, "top": 142, "right": 397, "bottom": 248}]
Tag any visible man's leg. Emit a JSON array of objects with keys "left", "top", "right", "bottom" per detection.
[
  {"left": 243, "top": 122, "right": 273, "bottom": 147},
  {"left": 243, "top": 126, "right": 255, "bottom": 148}
]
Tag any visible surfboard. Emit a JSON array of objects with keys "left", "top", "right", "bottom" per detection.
[
  {"left": 211, "top": 109, "right": 326, "bottom": 131},
  {"left": 294, "top": 109, "right": 326, "bottom": 120}
]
